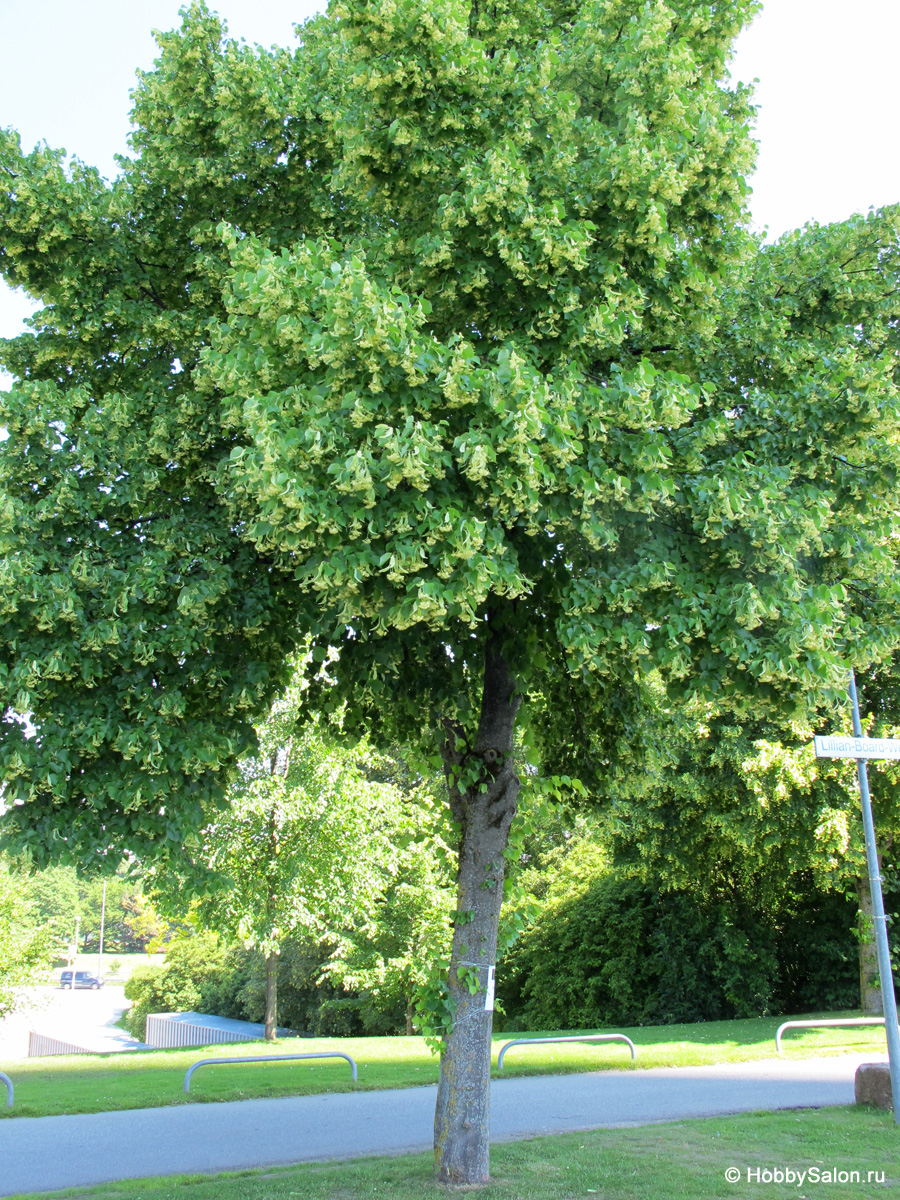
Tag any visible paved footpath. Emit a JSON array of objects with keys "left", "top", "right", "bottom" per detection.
[{"left": 0, "top": 1054, "right": 876, "bottom": 1197}]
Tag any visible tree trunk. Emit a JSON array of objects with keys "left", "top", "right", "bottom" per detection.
[
  {"left": 859, "top": 873, "right": 883, "bottom": 1014},
  {"left": 265, "top": 949, "right": 278, "bottom": 1041},
  {"left": 265, "top": 795, "right": 279, "bottom": 1042},
  {"left": 406, "top": 997, "right": 415, "bottom": 1037},
  {"left": 434, "top": 636, "right": 521, "bottom": 1185}
]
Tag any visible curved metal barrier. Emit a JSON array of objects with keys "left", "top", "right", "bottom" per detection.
[
  {"left": 183, "top": 1051, "right": 358, "bottom": 1093},
  {"left": 497, "top": 1034, "right": 637, "bottom": 1070},
  {"left": 0, "top": 1072, "right": 12, "bottom": 1107},
  {"left": 776, "top": 1018, "right": 886, "bottom": 1055}
]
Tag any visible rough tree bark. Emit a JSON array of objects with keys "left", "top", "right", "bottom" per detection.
[
  {"left": 858, "top": 873, "right": 883, "bottom": 1015},
  {"left": 434, "top": 635, "right": 521, "bottom": 1185}
]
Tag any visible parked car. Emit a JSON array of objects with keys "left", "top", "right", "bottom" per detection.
[{"left": 59, "top": 971, "right": 103, "bottom": 990}]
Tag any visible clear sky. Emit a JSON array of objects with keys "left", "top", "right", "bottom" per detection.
[{"left": 1, "top": 0, "right": 898, "bottom": 389}]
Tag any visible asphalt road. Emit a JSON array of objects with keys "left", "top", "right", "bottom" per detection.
[{"left": 0, "top": 1053, "right": 876, "bottom": 1197}]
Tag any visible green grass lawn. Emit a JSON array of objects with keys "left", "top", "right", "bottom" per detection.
[
  {"left": 7, "top": 1106, "right": 899, "bottom": 1200},
  {"left": 0, "top": 1011, "right": 888, "bottom": 1120}
]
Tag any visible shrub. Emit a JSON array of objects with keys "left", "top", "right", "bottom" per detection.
[
  {"left": 497, "top": 851, "right": 866, "bottom": 1030},
  {"left": 498, "top": 873, "right": 778, "bottom": 1029},
  {"left": 123, "top": 933, "right": 227, "bottom": 1039},
  {"left": 773, "top": 877, "right": 860, "bottom": 1013}
]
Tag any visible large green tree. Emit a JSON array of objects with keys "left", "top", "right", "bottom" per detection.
[{"left": 2, "top": 0, "right": 900, "bottom": 1183}]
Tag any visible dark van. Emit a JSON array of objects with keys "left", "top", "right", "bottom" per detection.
[{"left": 60, "top": 971, "right": 103, "bottom": 990}]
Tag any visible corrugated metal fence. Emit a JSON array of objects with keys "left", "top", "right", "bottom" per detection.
[
  {"left": 28, "top": 1033, "right": 91, "bottom": 1057},
  {"left": 145, "top": 1012, "right": 284, "bottom": 1049}
]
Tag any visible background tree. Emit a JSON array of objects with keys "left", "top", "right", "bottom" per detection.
[
  {"left": 122, "top": 894, "right": 171, "bottom": 958},
  {"left": 79, "top": 871, "right": 154, "bottom": 956},
  {"left": 3, "top": 0, "right": 900, "bottom": 1184},
  {"left": 148, "top": 676, "right": 412, "bottom": 1040},
  {"left": 325, "top": 789, "right": 456, "bottom": 1036},
  {"left": 14, "top": 860, "right": 149, "bottom": 957},
  {"left": 606, "top": 672, "right": 900, "bottom": 1013},
  {"left": 0, "top": 863, "right": 54, "bottom": 1017},
  {"left": 12, "top": 862, "right": 78, "bottom": 958}
]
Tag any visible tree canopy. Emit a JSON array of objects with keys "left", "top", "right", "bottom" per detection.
[
  {"left": 3, "top": 0, "right": 899, "bottom": 854},
  {"left": 2, "top": 0, "right": 900, "bottom": 1182}
]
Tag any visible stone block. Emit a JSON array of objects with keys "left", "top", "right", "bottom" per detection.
[{"left": 855, "top": 1061, "right": 893, "bottom": 1110}]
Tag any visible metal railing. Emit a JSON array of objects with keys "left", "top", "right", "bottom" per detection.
[
  {"left": 776, "top": 1018, "right": 886, "bottom": 1055},
  {"left": 0, "top": 1072, "right": 12, "bottom": 1107},
  {"left": 497, "top": 1034, "right": 637, "bottom": 1070},
  {"left": 183, "top": 1051, "right": 358, "bottom": 1093}
]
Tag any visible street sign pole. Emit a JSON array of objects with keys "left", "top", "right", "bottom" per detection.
[{"left": 848, "top": 669, "right": 900, "bottom": 1124}]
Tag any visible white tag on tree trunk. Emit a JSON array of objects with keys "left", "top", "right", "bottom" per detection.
[{"left": 484, "top": 965, "right": 495, "bottom": 1012}]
